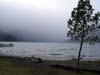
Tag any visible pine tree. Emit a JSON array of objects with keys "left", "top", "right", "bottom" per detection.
[{"left": 67, "top": 0, "right": 100, "bottom": 67}]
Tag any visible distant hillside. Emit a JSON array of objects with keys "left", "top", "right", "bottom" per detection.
[
  {"left": 0, "top": 27, "right": 100, "bottom": 42},
  {"left": 0, "top": 30, "right": 19, "bottom": 41}
]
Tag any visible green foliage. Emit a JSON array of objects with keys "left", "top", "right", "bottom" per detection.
[
  {"left": 67, "top": 0, "right": 100, "bottom": 67},
  {"left": 67, "top": 0, "right": 100, "bottom": 44}
]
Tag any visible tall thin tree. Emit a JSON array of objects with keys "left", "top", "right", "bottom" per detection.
[{"left": 67, "top": 0, "right": 100, "bottom": 67}]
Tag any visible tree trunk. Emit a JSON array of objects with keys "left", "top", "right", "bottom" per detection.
[{"left": 77, "top": 36, "right": 84, "bottom": 67}]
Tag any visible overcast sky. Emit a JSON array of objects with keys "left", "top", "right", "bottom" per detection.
[{"left": 0, "top": 0, "right": 100, "bottom": 42}]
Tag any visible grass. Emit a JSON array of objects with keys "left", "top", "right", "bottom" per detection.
[
  {"left": 0, "top": 59, "right": 33, "bottom": 75},
  {"left": 0, "top": 57, "right": 99, "bottom": 75}
]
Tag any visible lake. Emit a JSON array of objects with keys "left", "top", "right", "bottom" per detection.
[{"left": 0, "top": 42, "right": 100, "bottom": 60}]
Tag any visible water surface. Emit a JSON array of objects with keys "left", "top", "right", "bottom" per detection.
[{"left": 0, "top": 42, "right": 100, "bottom": 60}]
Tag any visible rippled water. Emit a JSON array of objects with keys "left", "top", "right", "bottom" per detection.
[{"left": 0, "top": 42, "right": 100, "bottom": 60}]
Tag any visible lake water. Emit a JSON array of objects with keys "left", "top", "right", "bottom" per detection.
[{"left": 0, "top": 42, "right": 100, "bottom": 60}]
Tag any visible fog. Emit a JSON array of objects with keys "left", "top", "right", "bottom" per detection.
[{"left": 0, "top": 0, "right": 100, "bottom": 42}]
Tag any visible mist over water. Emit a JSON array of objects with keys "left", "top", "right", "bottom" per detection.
[
  {"left": 0, "top": 0, "right": 78, "bottom": 42},
  {"left": 0, "top": 0, "right": 65, "bottom": 42},
  {"left": 0, "top": 0, "right": 100, "bottom": 42}
]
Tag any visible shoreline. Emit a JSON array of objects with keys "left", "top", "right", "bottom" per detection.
[
  {"left": 1, "top": 54, "right": 100, "bottom": 62},
  {"left": 0, "top": 55, "right": 100, "bottom": 75},
  {"left": 1, "top": 54, "right": 100, "bottom": 61},
  {"left": 0, "top": 55, "right": 100, "bottom": 65}
]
